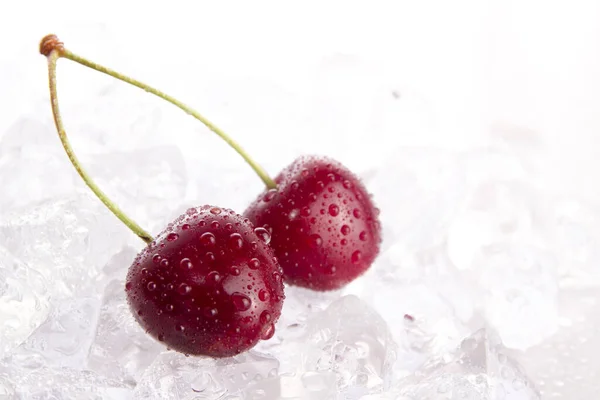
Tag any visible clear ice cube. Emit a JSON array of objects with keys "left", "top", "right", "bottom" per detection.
[
  {"left": 0, "top": 195, "right": 130, "bottom": 300},
  {"left": 88, "top": 277, "right": 163, "bottom": 383},
  {"left": 368, "top": 148, "right": 467, "bottom": 255},
  {"left": 267, "top": 295, "right": 397, "bottom": 399},
  {"left": 0, "top": 245, "right": 50, "bottom": 358},
  {"left": 395, "top": 328, "right": 541, "bottom": 399},
  {"left": 519, "top": 288, "right": 600, "bottom": 399},
  {"left": 470, "top": 243, "right": 559, "bottom": 350},
  {"left": 134, "top": 351, "right": 279, "bottom": 400},
  {"left": 6, "top": 365, "right": 133, "bottom": 399}
]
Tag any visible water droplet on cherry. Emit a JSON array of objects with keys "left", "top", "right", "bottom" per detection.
[
  {"left": 254, "top": 227, "right": 271, "bottom": 245},
  {"left": 231, "top": 292, "right": 252, "bottom": 311},
  {"left": 328, "top": 204, "right": 339, "bottom": 216}
]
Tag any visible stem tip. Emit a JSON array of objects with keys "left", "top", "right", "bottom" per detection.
[{"left": 40, "top": 34, "right": 64, "bottom": 57}]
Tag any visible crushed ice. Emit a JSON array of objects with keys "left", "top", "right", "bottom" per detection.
[{"left": 1, "top": 45, "right": 595, "bottom": 400}]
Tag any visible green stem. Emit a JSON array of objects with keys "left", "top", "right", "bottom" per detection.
[
  {"left": 45, "top": 49, "right": 154, "bottom": 244},
  {"left": 59, "top": 48, "right": 276, "bottom": 190}
]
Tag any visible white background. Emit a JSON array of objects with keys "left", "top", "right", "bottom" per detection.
[{"left": 1, "top": 0, "right": 599, "bottom": 204}]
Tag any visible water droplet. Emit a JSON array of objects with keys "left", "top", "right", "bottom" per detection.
[
  {"left": 152, "top": 254, "right": 161, "bottom": 264},
  {"left": 207, "top": 271, "right": 221, "bottom": 285},
  {"left": 210, "top": 207, "right": 222, "bottom": 214},
  {"left": 359, "top": 231, "right": 367, "bottom": 241},
  {"left": 167, "top": 233, "right": 179, "bottom": 242},
  {"left": 261, "top": 324, "right": 275, "bottom": 340},
  {"left": 230, "top": 266, "right": 241, "bottom": 276},
  {"left": 272, "top": 271, "right": 282, "bottom": 282},
  {"left": 343, "top": 179, "right": 352, "bottom": 189},
  {"left": 249, "top": 258, "right": 260, "bottom": 270},
  {"left": 251, "top": 242, "right": 258, "bottom": 250},
  {"left": 301, "top": 168, "right": 309, "bottom": 177},
  {"left": 232, "top": 293, "right": 252, "bottom": 311},
  {"left": 341, "top": 225, "right": 351, "bottom": 235},
  {"left": 180, "top": 258, "right": 193, "bottom": 269},
  {"left": 310, "top": 217, "right": 317, "bottom": 224},
  {"left": 291, "top": 181, "right": 299, "bottom": 190},
  {"left": 204, "top": 307, "right": 218, "bottom": 318},
  {"left": 288, "top": 209, "right": 299, "bottom": 220},
  {"left": 340, "top": 239, "right": 348, "bottom": 246},
  {"left": 166, "top": 304, "right": 174, "bottom": 312},
  {"left": 258, "top": 289, "right": 270, "bottom": 302},
  {"left": 210, "top": 221, "right": 220, "bottom": 229},
  {"left": 125, "top": 282, "right": 132, "bottom": 290},
  {"left": 147, "top": 282, "right": 157, "bottom": 291},
  {"left": 176, "top": 325, "right": 185, "bottom": 332},
  {"left": 205, "top": 252, "right": 215, "bottom": 263},
  {"left": 260, "top": 310, "right": 272, "bottom": 324},
  {"left": 200, "top": 232, "right": 216, "bottom": 247},
  {"left": 351, "top": 250, "right": 362, "bottom": 264},
  {"left": 158, "top": 334, "right": 165, "bottom": 342},
  {"left": 263, "top": 189, "right": 277, "bottom": 202},
  {"left": 160, "top": 259, "right": 169, "bottom": 268},
  {"left": 199, "top": 221, "right": 206, "bottom": 227},
  {"left": 328, "top": 186, "right": 335, "bottom": 193},
  {"left": 309, "top": 234, "right": 323, "bottom": 248},
  {"left": 229, "top": 233, "right": 243, "bottom": 250},
  {"left": 178, "top": 283, "right": 192, "bottom": 295},
  {"left": 254, "top": 227, "right": 271, "bottom": 245},
  {"left": 299, "top": 207, "right": 311, "bottom": 217},
  {"left": 182, "top": 224, "right": 191, "bottom": 231},
  {"left": 317, "top": 181, "right": 325, "bottom": 189},
  {"left": 353, "top": 209, "right": 362, "bottom": 219},
  {"left": 328, "top": 204, "right": 339, "bottom": 216},
  {"left": 141, "top": 268, "right": 149, "bottom": 275}
]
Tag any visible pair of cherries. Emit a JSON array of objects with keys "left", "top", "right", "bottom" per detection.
[{"left": 40, "top": 35, "right": 382, "bottom": 358}]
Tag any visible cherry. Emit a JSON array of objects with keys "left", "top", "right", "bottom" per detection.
[
  {"left": 126, "top": 206, "right": 284, "bottom": 357},
  {"left": 244, "top": 156, "right": 382, "bottom": 290},
  {"left": 39, "top": 35, "right": 284, "bottom": 357}
]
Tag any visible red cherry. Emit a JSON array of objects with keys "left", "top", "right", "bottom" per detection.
[
  {"left": 244, "top": 156, "right": 382, "bottom": 291},
  {"left": 125, "top": 206, "right": 285, "bottom": 357},
  {"left": 40, "top": 36, "right": 292, "bottom": 358}
]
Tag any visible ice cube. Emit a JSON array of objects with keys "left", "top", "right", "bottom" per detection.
[
  {"left": 0, "top": 117, "right": 79, "bottom": 214},
  {"left": 7, "top": 365, "right": 133, "bottom": 399},
  {"left": 470, "top": 243, "right": 559, "bottom": 350},
  {"left": 446, "top": 180, "right": 545, "bottom": 272},
  {"left": 395, "top": 328, "right": 540, "bottom": 399},
  {"left": 344, "top": 245, "right": 474, "bottom": 377},
  {"left": 88, "top": 277, "right": 163, "bottom": 383},
  {"left": 134, "top": 350, "right": 279, "bottom": 400},
  {"left": 87, "top": 145, "right": 188, "bottom": 233},
  {"left": 367, "top": 148, "right": 467, "bottom": 255},
  {"left": 0, "top": 194, "right": 130, "bottom": 299},
  {"left": 0, "top": 245, "right": 50, "bottom": 358},
  {"left": 547, "top": 197, "right": 600, "bottom": 286},
  {"left": 15, "top": 296, "right": 100, "bottom": 368},
  {"left": 518, "top": 288, "right": 600, "bottom": 399},
  {"left": 266, "top": 295, "right": 396, "bottom": 398}
]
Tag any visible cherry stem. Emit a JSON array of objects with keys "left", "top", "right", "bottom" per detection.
[
  {"left": 41, "top": 34, "right": 276, "bottom": 189},
  {"left": 42, "top": 35, "right": 154, "bottom": 244}
]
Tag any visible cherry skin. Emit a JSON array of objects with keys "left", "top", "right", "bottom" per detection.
[
  {"left": 125, "top": 205, "right": 285, "bottom": 358},
  {"left": 244, "top": 156, "right": 382, "bottom": 291}
]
